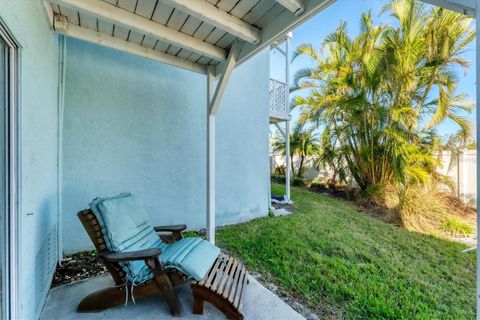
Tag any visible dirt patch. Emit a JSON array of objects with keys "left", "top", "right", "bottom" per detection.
[
  {"left": 272, "top": 202, "right": 295, "bottom": 212},
  {"left": 52, "top": 251, "right": 106, "bottom": 287}
]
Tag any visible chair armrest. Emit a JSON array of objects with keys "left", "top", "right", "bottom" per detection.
[
  {"left": 98, "top": 248, "right": 161, "bottom": 262},
  {"left": 154, "top": 224, "right": 186, "bottom": 242},
  {"left": 154, "top": 224, "right": 187, "bottom": 232}
]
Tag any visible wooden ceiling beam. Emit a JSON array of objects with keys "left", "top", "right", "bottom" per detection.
[
  {"left": 160, "top": 0, "right": 261, "bottom": 44},
  {"left": 52, "top": 0, "right": 227, "bottom": 61},
  {"left": 53, "top": 14, "right": 207, "bottom": 74}
]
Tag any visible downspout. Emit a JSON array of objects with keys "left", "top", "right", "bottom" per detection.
[
  {"left": 56, "top": 35, "right": 66, "bottom": 263},
  {"left": 285, "top": 33, "right": 292, "bottom": 202}
]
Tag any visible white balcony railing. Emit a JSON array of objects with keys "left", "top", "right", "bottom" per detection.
[{"left": 269, "top": 78, "right": 289, "bottom": 120}]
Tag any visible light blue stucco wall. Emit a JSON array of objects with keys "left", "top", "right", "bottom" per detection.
[
  {"left": 0, "top": 1, "right": 60, "bottom": 319},
  {"left": 216, "top": 55, "right": 270, "bottom": 226},
  {"left": 62, "top": 39, "right": 270, "bottom": 253}
]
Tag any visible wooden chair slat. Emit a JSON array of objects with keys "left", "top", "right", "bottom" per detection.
[
  {"left": 234, "top": 269, "right": 248, "bottom": 310},
  {"left": 216, "top": 256, "right": 234, "bottom": 294},
  {"left": 228, "top": 261, "right": 244, "bottom": 304},
  {"left": 202, "top": 256, "right": 222, "bottom": 287},
  {"left": 222, "top": 259, "right": 238, "bottom": 299},
  {"left": 211, "top": 256, "right": 228, "bottom": 291},
  {"left": 221, "top": 258, "right": 238, "bottom": 298}
]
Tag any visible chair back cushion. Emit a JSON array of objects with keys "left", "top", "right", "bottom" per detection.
[
  {"left": 89, "top": 193, "right": 219, "bottom": 282},
  {"left": 90, "top": 193, "right": 166, "bottom": 283}
]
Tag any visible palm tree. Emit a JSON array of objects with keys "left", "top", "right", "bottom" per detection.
[
  {"left": 291, "top": 0, "right": 474, "bottom": 190},
  {"left": 272, "top": 122, "right": 319, "bottom": 178}
]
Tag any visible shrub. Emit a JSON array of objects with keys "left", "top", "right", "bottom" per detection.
[
  {"left": 442, "top": 218, "right": 475, "bottom": 236},
  {"left": 396, "top": 187, "right": 475, "bottom": 236},
  {"left": 268, "top": 208, "right": 275, "bottom": 218},
  {"left": 271, "top": 175, "right": 306, "bottom": 187},
  {"left": 397, "top": 186, "right": 450, "bottom": 233},
  {"left": 309, "top": 179, "right": 328, "bottom": 192},
  {"left": 292, "top": 177, "right": 306, "bottom": 186},
  {"left": 362, "top": 183, "right": 399, "bottom": 208},
  {"left": 345, "top": 187, "right": 361, "bottom": 201},
  {"left": 271, "top": 175, "right": 286, "bottom": 184}
]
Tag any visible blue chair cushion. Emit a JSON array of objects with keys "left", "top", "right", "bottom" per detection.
[{"left": 89, "top": 193, "right": 219, "bottom": 283}]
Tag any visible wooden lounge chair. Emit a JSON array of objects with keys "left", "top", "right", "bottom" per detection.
[{"left": 77, "top": 195, "right": 248, "bottom": 319}]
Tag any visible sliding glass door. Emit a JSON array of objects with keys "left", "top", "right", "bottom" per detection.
[{"left": 0, "top": 20, "right": 18, "bottom": 319}]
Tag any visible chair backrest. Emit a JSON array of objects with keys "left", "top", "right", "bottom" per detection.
[
  {"left": 88, "top": 194, "right": 167, "bottom": 284},
  {"left": 77, "top": 209, "right": 126, "bottom": 285}
]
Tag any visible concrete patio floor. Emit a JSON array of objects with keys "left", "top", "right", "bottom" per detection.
[{"left": 40, "top": 274, "right": 305, "bottom": 320}]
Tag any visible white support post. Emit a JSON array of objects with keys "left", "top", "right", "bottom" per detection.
[
  {"left": 268, "top": 152, "right": 273, "bottom": 210},
  {"left": 206, "top": 43, "right": 241, "bottom": 244},
  {"left": 475, "top": 1, "right": 479, "bottom": 314},
  {"left": 285, "top": 120, "right": 291, "bottom": 201},
  {"left": 206, "top": 66, "right": 215, "bottom": 244},
  {"left": 285, "top": 33, "right": 292, "bottom": 202}
]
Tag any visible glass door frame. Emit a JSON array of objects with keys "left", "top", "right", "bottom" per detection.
[{"left": 0, "top": 19, "right": 19, "bottom": 320}]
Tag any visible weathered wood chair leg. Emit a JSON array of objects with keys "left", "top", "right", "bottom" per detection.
[
  {"left": 192, "top": 295, "right": 204, "bottom": 315},
  {"left": 153, "top": 273, "right": 184, "bottom": 316},
  {"left": 192, "top": 286, "right": 243, "bottom": 320}
]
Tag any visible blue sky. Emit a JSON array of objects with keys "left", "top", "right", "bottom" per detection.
[{"left": 270, "top": 0, "right": 476, "bottom": 138}]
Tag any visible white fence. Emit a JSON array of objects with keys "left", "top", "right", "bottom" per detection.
[
  {"left": 271, "top": 150, "right": 477, "bottom": 207},
  {"left": 435, "top": 150, "right": 477, "bottom": 207}
]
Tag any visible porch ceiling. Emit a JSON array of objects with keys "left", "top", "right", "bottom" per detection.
[{"left": 43, "top": 0, "right": 335, "bottom": 75}]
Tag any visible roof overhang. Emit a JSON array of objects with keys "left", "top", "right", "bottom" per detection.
[
  {"left": 421, "top": 0, "right": 475, "bottom": 16},
  {"left": 43, "top": 0, "right": 335, "bottom": 76}
]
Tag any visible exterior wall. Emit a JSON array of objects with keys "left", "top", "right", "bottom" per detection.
[
  {"left": 0, "top": 1, "right": 60, "bottom": 319},
  {"left": 62, "top": 38, "right": 270, "bottom": 253},
  {"left": 216, "top": 49, "right": 270, "bottom": 226}
]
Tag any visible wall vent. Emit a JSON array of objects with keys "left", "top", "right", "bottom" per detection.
[{"left": 35, "top": 225, "right": 58, "bottom": 312}]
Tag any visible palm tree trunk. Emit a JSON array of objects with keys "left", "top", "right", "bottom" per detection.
[
  {"left": 290, "top": 153, "right": 295, "bottom": 179},
  {"left": 298, "top": 155, "right": 305, "bottom": 178}
]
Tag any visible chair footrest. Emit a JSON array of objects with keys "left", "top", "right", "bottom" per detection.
[{"left": 191, "top": 254, "right": 248, "bottom": 320}]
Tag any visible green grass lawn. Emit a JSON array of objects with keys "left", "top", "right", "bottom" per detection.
[{"left": 217, "top": 184, "right": 476, "bottom": 319}]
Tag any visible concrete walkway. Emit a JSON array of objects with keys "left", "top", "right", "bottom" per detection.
[{"left": 40, "top": 274, "right": 304, "bottom": 320}]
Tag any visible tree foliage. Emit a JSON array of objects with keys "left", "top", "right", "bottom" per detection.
[
  {"left": 292, "top": 0, "right": 474, "bottom": 190},
  {"left": 272, "top": 123, "right": 319, "bottom": 178}
]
